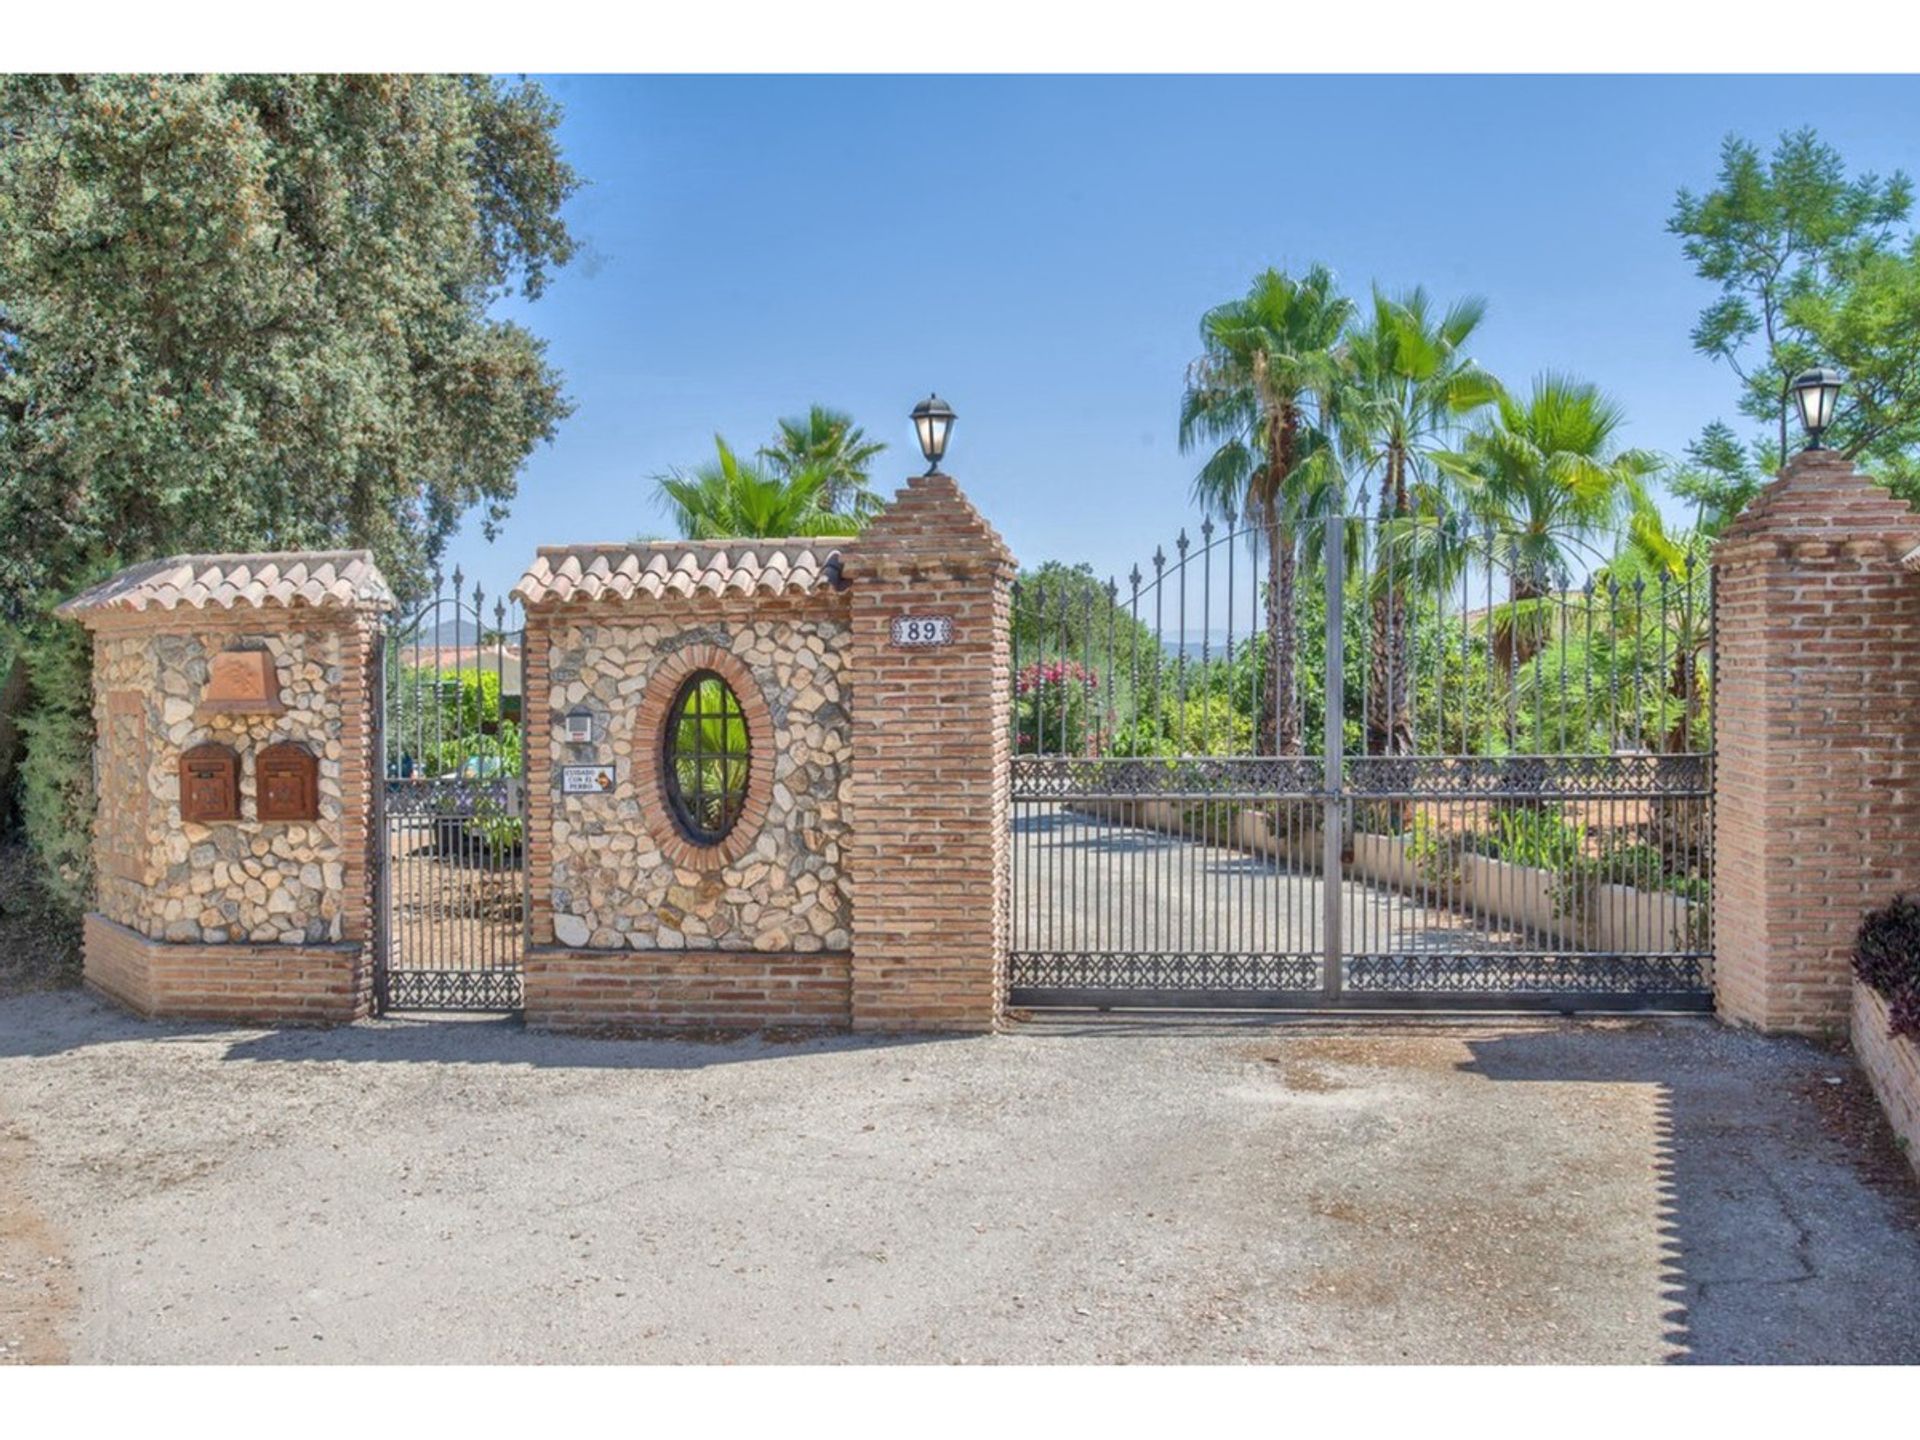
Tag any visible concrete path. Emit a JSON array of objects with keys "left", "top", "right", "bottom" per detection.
[
  {"left": 1012, "top": 809, "right": 1524, "bottom": 957},
  {"left": 3, "top": 991, "right": 1918, "bottom": 1363}
]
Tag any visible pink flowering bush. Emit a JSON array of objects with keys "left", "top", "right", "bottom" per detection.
[{"left": 1016, "top": 659, "right": 1102, "bottom": 754}]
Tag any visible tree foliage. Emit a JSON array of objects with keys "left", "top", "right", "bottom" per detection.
[
  {"left": 1180, "top": 265, "right": 1352, "bottom": 752},
  {"left": 0, "top": 73, "right": 579, "bottom": 612},
  {"left": 0, "top": 73, "right": 579, "bottom": 914},
  {"left": 654, "top": 436, "right": 871, "bottom": 539},
  {"left": 759, "top": 404, "right": 887, "bottom": 519},
  {"left": 1437, "top": 373, "right": 1659, "bottom": 602},
  {"left": 1670, "top": 127, "right": 1918, "bottom": 482},
  {"left": 1664, "top": 420, "right": 1765, "bottom": 537},
  {"left": 13, "top": 614, "right": 94, "bottom": 909}
]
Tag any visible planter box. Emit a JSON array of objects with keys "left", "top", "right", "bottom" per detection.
[{"left": 1853, "top": 982, "right": 1920, "bottom": 1184}]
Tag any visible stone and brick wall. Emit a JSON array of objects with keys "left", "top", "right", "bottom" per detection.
[
  {"left": 1852, "top": 983, "right": 1920, "bottom": 1184},
  {"left": 532, "top": 600, "right": 852, "bottom": 954},
  {"left": 515, "top": 475, "right": 1014, "bottom": 1033},
  {"left": 90, "top": 618, "right": 365, "bottom": 946},
  {"left": 1710, "top": 450, "right": 1920, "bottom": 1034},
  {"left": 516, "top": 546, "right": 858, "bottom": 1029},
  {"left": 58, "top": 553, "right": 389, "bottom": 1025},
  {"left": 64, "top": 474, "right": 1019, "bottom": 1036}
]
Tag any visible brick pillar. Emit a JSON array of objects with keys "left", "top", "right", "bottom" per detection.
[
  {"left": 522, "top": 607, "right": 556, "bottom": 948},
  {"left": 1711, "top": 449, "right": 1920, "bottom": 1033},
  {"left": 843, "top": 472, "right": 1017, "bottom": 1031}
]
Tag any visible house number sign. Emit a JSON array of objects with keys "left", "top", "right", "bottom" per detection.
[
  {"left": 561, "top": 765, "right": 615, "bottom": 794},
  {"left": 889, "top": 614, "right": 955, "bottom": 648}
]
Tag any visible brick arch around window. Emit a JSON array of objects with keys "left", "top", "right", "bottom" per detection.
[{"left": 633, "top": 643, "right": 774, "bottom": 871}]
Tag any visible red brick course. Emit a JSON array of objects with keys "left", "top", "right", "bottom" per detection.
[
  {"left": 1712, "top": 450, "right": 1920, "bottom": 1034},
  {"left": 524, "top": 608, "right": 556, "bottom": 947},
  {"left": 83, "top": 912, "right": 369, "bottom": 1025},
  {"left": 523, "top": 946, "right": 852, "bottom": 1029},
  {"left": 1852, "top": 982, "right": 1920, "bottom": 1184}
]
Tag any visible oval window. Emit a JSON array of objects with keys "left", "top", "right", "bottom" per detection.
[{"left": 663, "top": 670, "right": 752, "bottom": 845}]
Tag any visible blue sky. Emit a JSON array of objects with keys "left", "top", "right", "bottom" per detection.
[{"left": 449, "top": 74, "right": 1920, "bottom": 611}]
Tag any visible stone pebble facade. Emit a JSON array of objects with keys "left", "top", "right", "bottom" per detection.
[
  {"left": 536, "top": 599, "right": 854, "bottom": 954},
  {"left": 92, "top": 621, "right": 356, "bottom": 945},
  {"left": 60, "top": 552, "right": 390, "bottom": 1025}
]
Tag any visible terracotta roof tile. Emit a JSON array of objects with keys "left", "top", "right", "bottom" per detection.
[
  {"left": 56, "top": 551, "right": 395, "bottom": 620},
  {"left": 512, "top": 541, "right": 849, "bottom": 606}
]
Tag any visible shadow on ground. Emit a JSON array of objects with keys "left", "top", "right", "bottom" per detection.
[
  {"left": 0, "top": 989, "right": 958, "bottom": 1070},
  {"left": 1460, "top": 1025, "right": 1920, "bottom": 1364}
]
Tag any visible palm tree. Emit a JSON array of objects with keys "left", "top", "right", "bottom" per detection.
[
  {"left": 654, "top": 436, "right": 869, "bottom": 539},
  {"left": 759, "top": 405, "right": 887, "bottom": 519},
  {"left": 1180, "top": 266, "right": 1352, "bottom": 754},
  {"left": 1436, "top": 373, "right": 1660, "bottom": 671},
  {"left": 1341, "top": 287, "right": 1501, "bottom": 754},
  {"left": 1613, "top": 513, "right": 1713, "bottom": 754}
]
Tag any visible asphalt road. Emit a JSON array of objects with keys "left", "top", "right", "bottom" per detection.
[{"left": 4, "top": 991, "right": 1918, "bottom": 1364}]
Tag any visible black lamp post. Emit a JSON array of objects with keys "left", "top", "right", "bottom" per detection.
[
  {"left": 1791, "top": 367, "right": 1844, "bottom": 450},
  {"left": 910, "top": 394, "right": 956, "bottom": 474}
]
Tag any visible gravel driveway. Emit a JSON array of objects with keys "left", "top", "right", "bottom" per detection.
[{"left": 3, "top": 991, "right": 1918, "bottom": 1364}]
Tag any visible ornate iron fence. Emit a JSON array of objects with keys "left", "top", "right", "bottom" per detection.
[{"left": 1009, "top": 508, "right": 1713, "bottom": 1011}]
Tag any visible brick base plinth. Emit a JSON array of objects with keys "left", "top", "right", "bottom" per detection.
[
  {"left": 1853, "top": 982, "right": 1920, "bottom": 1184},
  {"left": 523, "top": 947, "right": 852, "bottom": 1031},
  {"left": 83, "top": 912, "right": 371, "bottom": 1024}
]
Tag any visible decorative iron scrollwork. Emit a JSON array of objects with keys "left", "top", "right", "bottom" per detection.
[
  {"left": 1342, "top": 753, "right": 1710, "bottom": 799},
  {"left": 1012, "top": 755, "right": 1325, "bottom": 800}
]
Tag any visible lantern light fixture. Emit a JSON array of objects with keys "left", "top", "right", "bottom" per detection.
[
  {"left": 1791, "top": 367, "right": 1844, "bottom": 450},
  {"left": 910, "top": 394, "right": 956, "bottom": 474}
]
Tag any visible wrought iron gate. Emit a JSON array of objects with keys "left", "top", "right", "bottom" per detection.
[
  {"left": 1008, "top": 509, "right": 1712, "bottom": 1011},
  {"left": 376, "top": 573, "right": 527, "bottom": 1011}
]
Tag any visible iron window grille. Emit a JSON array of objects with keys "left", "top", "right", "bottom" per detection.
[{"left": 663, "top": 669, "right": 751, "bottom": 845}]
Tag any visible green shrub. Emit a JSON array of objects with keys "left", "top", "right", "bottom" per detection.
[
  {"left": 1855, "top": 896, "right": 1920, "bottom": 1040},
  {"left": 1483, "top": 805, "right": 1586, "bottom": 872},
  {"left": 13, "top": 616, "right": 95, "bottom": 916},
  {"left": 1015, "top": 659, "right": 1101, "bottom": 755},
  {"left": 1109, "top": 697, "right": 1253, "bottom": 758},
  {"left": 1405, "top": 811, "right": 1464, "bottom": 889}
]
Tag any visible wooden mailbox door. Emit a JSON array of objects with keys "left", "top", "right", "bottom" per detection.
[
  {"left": 179, "top": 744, "right": 240, "bottom": 822},
  {"left": 258, "top": 742, "right": 319, "bottom": 821}
]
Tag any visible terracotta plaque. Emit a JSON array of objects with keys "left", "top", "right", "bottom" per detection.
[
  {"left": 200, "top": 649, "right": 282, "bottom": 714},
  {"left": 179, "top": 743, "right": 240, "bottom": 823}
]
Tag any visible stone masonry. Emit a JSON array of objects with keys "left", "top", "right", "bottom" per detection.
[
  {"left": 515, "top": 543, "right": 857, "bottom": 1028},
  {"left": 58, "top": 553, "right": 391, "bottom": 1024},
  {"left": 1711, "top": 449, "right": 1920, "bottom": 1034},
  {"left": 534, "top": 604, "right": 853, "bottom": 955},
  {"left": 514, "top": 474, "right": 1014, "bottom": 1032},
  {"left": 64, "top": 474, "right": 1018, "bottom": 1034}
]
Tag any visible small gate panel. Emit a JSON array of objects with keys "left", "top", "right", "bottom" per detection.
[{"left": 377, "top": 575, "right": 528, "bottom": 1012}]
